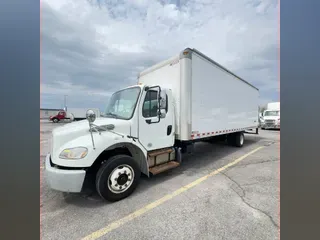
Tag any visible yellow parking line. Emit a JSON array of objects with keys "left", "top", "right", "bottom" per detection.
[{"left": 81, "top": 146, "right": 264, "bottom": 240}]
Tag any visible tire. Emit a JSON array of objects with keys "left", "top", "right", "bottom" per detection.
[
  {"left": 53, "top": 118, "right": 59, "bottom": 123},
  {"left": 227, "top": 132, "right": 245, "bottom": 147},
  {"left": 96, "top": 155, "right": 140, "bottom": 202},
  {"left": 234, "top": 132, "right": 245, "bottom": 147}
]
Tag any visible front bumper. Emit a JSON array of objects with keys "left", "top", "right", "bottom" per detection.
[
  {"left": 261, "top": 123, "right": 280, "bottom": 129},
  {"left": 45, "top": 154, "right": 86, "bottom": 193}
]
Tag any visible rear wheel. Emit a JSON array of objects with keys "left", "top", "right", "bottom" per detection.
[
  {"left": 53, "top": 118, "right": 59, "bottom": 123},
  {"left": 235, "top": 132, "right": 245, "bottom": 147},
  {"left": 96, "top": 155, "right": 140, "bottom": 202},
  {"left": 227, "top": 132, "right": 245, "bottom": 147}
]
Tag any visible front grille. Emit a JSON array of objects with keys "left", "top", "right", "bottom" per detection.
[{"left": 265, "top": 120, "right": 275, "bottom": 124}]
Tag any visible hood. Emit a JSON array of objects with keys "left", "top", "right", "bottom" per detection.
[
  {"left": 51, "top": 117, "right": 131, "bottom": 154},
  {"left": 263, "top": 115, "right": 280, "bottom": 120}
]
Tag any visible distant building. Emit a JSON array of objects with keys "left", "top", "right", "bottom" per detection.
[{"left": 40, "top": 108, "right": 62, "bottom": 119}]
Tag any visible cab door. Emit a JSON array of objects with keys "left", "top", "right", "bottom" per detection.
[
  {"left": 58, "top": 111, "right": 65, "bottom": 120},
  {"left": 138, "top": 88, "right": 175, "bottom": 151}
]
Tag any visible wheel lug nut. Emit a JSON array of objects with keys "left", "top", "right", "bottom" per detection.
[
  {"left": 125, "top": 184, "right": 128, "bottom": 187},
  {"left": 128, "top": 173, "right": 131, "bottom": 176},
  {"left": 115, "top": 178, "right": 118, "bottom": 181},
  {"left": 124, "top": 170, "right": 127, "bottom": 174},
  {"left": 115, "top": 184, "right": 118, "bottom": 187},
  {"left": 118, "top": 172, "right": 121, "bottom": 176},
  {"left": 119, "top": 186, "right": 122, "bottom": 189}
]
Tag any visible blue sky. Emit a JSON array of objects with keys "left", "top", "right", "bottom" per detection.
[{"left": 41, "top": 0, "right": 279, "bottom": 111}]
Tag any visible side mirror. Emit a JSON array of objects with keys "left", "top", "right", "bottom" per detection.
[
  {"left": 159, "top": 90, "right": 167, "bottom": 109},
  {"left": 159, "top": 109, "right": 166, "bottom": 118},
  {"left": 86, "top": 109, "right": 96, "bottom": 123}
]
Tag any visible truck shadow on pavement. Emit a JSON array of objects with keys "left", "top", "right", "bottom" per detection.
[
  {"left": 138, "top": 136, "right": 263, "bottom": 187},
  {"left": 61, "top": 135, "right": 264, "bottom": 207}
]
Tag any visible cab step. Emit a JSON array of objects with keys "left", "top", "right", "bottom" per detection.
[
  {"left": 148, "top": 148, "right": 174, "bottom": 157},
  {"left": 149, "top": 161, "right": 180, "bottom": 175}
]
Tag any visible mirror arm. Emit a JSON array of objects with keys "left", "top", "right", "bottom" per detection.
[
  {"left": 86, "top": 109, "right": 97, "bottom": 150},
  {"left": 88, "top": 121, "right": 96, "bottom": 150},
  {"left": 158, "top": 87, "right": 161, "bottom": 122}
]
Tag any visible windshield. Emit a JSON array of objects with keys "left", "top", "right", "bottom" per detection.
[
  {"left": 104, "top": 87, "right": 141, "bottom": 120},
  {"left": 264, "top": 110, "right": 280, "bottom": 116}
]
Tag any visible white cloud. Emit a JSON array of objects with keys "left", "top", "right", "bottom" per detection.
[{"left": 41, "top": 0, "right": 279, "bottom": 110}]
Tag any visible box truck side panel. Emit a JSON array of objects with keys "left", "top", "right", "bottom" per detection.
[
  {"left": 67, "top": 108, "right": 85, "bottom": 119},
  {"left": 190, "top": 52, "right": 259, "bottom": 140},
  {"left": 138, "top": 55, "right": 181, "bottom": 137}
]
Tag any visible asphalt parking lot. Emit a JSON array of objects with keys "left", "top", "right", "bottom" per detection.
[{"left": 40, "top": 120, "right": 280, "bottom": 240}]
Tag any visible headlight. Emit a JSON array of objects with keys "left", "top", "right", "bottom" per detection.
[{"left": 59, "top": 147, "right": 88, "bottom": 159}]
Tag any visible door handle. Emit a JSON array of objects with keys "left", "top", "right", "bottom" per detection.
[{"left": 167, "top": 125, "right": 172, "bottom": 135}]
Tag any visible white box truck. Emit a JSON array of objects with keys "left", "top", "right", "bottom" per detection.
[
  {"left": 261, "top": 101, "right": 280, "bottom": 130},
  {"left": 45, "top": 48, "right": 259, "bottom": 202}
]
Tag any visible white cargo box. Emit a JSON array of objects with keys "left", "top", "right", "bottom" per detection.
[
  {"left": 267, "top": 102, "right": 280, "bottom": 110},
  {"left": 67, "top": 108, "right": 100, "bottom": 120},
  {"left": 138, "top": 48, "right": 259, "bottom": 141}
]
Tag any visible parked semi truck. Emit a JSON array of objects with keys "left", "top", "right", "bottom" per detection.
[
  {"left": 260, "top": 102, "right": 280, "bottom": 130},
  {"left": 45, "top": 48, "right": 259, "bottom": 202},
  {"left": 49, "top": 108, "right": 100, "bottom": 123}
]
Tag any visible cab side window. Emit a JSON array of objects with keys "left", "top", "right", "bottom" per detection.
[{"left": 142, "top": 90, "right": 159, "bottom": 118}]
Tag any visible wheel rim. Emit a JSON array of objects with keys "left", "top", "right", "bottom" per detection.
[
  {"left": 107, "top": 164, "right": 134, "bottom": 194},
  {"left": 240, "top": 134, "right": 244, "bottom": 145}
]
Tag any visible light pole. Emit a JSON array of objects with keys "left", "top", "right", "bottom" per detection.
[{"left": 64, "top": 95, "right": 68, "bottom": 111}]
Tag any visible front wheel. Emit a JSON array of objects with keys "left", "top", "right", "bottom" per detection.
[
  {"left": 52, "top": 118, "right": 59, "bottom": 123},
  {"left": 96, "top": 155, "right": 140, "bottom": 202}
]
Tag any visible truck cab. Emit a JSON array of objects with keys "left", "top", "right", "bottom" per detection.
[
  {"left": 261, "top": 109, "right": 280, "bottom": 129},
  {"left": 49, "top": 110, "right": 66, "bottom": 123},
  {"left": 45, "top": 84, "right": 177, "bottom": 202}
]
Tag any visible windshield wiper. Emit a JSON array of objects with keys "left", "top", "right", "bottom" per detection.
[
  {"left": 89, "top": 123, "right": 125, "bottom": 138},
  {"left": 105, "top": 112, "right": 118, "bottom": 118}
]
